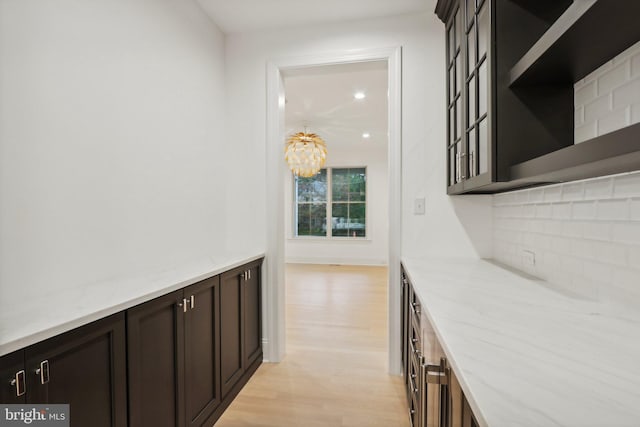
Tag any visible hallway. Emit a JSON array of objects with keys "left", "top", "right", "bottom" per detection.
[{"left": 216, "top": 264, "right": 409, "bottom": 426}]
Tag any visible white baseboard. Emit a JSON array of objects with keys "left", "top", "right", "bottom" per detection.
[{"left": 285, "top": 256, "right": 387, "bottom": 266}]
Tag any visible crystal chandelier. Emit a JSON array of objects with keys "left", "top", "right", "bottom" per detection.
[{"left": 284, "top": 131, "right": 327, "bottom": 177}]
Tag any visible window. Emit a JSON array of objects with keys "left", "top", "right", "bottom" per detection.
[{"left": 294, "top": 167, "right": 366, "bottom": 238}]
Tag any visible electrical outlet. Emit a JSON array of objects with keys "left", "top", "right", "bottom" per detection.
[
  {"left": 522, "top": 250, "right": 536, "bottom": 266},
  {"left": 414, "top": 197, "right": 426, "bottom": 215}
]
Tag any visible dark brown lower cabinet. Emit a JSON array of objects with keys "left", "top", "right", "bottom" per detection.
[
  {"left": 220, "top": 260, "right": 262, "bottom": 398},
  {"left": 127, "top": 290, "right": 186, "bottom": 427},
  {"left": 1, "top": 258, "right": 262, "bottom": 427},
  {"left": 127, "top": 275, "right": 223, "bottom": 427},
  {"left": 0, "top": 314, "right": 127, "bottom": 427},
  {"left": 401, "top": 263, "right": 479, "bottom": 427},
  {"left": 127, "top": 258, "right": 263, "bottom": 427}
]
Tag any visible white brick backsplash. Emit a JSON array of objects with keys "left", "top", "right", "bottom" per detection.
[
  {"left": 493, "top": 173, "right": 640, "bottom": 307},
  {"left": 543, "top": 186, "right": 563, "bottom": 202},
  {"left": 598, "top": 107, "right": 630, "bottom": 135},
  {"left": 572, "top": 201, "right": 595, "bottom": 219},
  {"left": 584, "top": 93, "right": 612, "bottom": 124},
  {"left": 583, "top": 221, "right": 611, "bottom": 241},
  {"left": 574, "top": 106, "right": 585, "bottom": 127},
  {"left": 631, "top": 103, "right": 640, "bottom": 125},
  {"left": 574, "top": 79, "right": 597, "bottom": 106},
  {"left": 597, "top": 199, "right": 629, "bottom": 221},
  {"left": 613, "top": 173, "right": 640, "bottom": 197},
  {"left": 612, "top": 223, "right": 640, "bottom": 244},
  {"left": 632, "top": 51, "right": 640, "bottom": 77},
  {"left": 598, "top": 61, "right": 630, "bottom": 96},
  {"left": 627, "top": 245, "right": 640, "bottom": 265},
  {"left": 630, "top": 199, "right": 640, "bottom": 220},
  {"left": 576, "top": 41, "right": 640, "bottom": 143},
  {"left": 552, "top": 203, "right": 572, "bottom": 220},
  {"left": 562, "top": 221, "right": 583, "bottom": 238},
  {"left": 535, "top": 203, "right": 552, "bottom": 219},
  {"left": 561, "top": 182, "right": 584, "bottom": 201},
  {"left": 612, "top": 77, "right": 640, "bottom": 110},
  {"left": 584, "top": 178, "right": 612, "bottom": 199},
  {"left": 593, "top": 241, "right": 627, "bottom": 266},
  {"left": 575, "top": 122, "right": 597, "bottom": 143}
]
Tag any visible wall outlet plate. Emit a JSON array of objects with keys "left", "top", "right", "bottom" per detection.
[
  {"left": 522, "top": 250, "right": 536, "bottom": 266},
  {"left": 414, "top": 197, "right": 426, "bottom": 215}
]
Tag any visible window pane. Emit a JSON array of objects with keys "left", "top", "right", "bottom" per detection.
[
  {"left": 295, "top": 169, "right": 327, "bottom": 202},
  {"left": 297, "top": 203, "right": 327, "bottom": 236},
  {"left": 468, "top": 74, "right": 475, "bottom": 125},
  {"left": 348, "top": 168, "right": 366, "bottom": 202},
  {"left": 478, "top": 1, "right": 488, "bottom": 60},
  {"left": 331, "top": 203, "right": 366, "bottom": 237},
  {"left": 479, "top": 60, "right": 487, "bottom": 116},
  {"left": 467, "top": 24, "right": 476, "bottom": 69}
]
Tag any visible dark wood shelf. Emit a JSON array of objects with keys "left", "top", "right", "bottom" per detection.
[
  {"left": 509, "top": 0, "right": 640, "bottom": 86},
  {"left": 509, "top": 122, "right": 640, "bottom": 186}
]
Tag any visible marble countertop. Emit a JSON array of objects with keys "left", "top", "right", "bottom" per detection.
[
  {"left": 0, "top": 253, "right": 265, "bottom": 357},
  {"left": 402, "top": 257, "right": 640, "bottom": 427}
]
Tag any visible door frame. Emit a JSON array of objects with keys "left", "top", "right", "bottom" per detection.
[{"left": 264, "top": 46, "right": 402, "bottom": 374}]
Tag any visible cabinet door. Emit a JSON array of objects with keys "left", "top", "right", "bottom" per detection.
[
  {"left": 243, "top": 264, "right": 262, "bottom": 368},
  {"left": 0, "top": 350, "right": 26, "bottom": 404},
  {"left": 464, "top": 0, "right": 491, "bottom": 184},
  {"left": 184, "top": 276, "right": 221, "bottom": 427},
  {"left": 446, "top": 1, "right": 466, "bottom": 192},
  {"left": 127, "top": 291, "right": 185, "bottom": 427},
  {"left": 220, "top": 268, "right": 244, "bottom": 398},
  {"left": 25, "top": 313, "right": 127, "bottom": 427}
]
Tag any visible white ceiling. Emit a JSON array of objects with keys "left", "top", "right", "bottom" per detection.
[
  {"left": 196, "top": 0, "right": 430, "bottom": 34},
  {"left": 283, "top": 61, "right": 388, "bottom": 152}
]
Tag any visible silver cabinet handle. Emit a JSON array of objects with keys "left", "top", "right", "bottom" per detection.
[
  {"left": 455, "top": 152, "right": 460, "bottom": 182},
  {"left": 179, "top": 298, "right": 188, "bottom": 313},
  {"left": 10, "top": 370, "right": 26, "bottom": 397},
  {"left": 248, "top": 269, "right": 251, "bottom": 280},
  {"left": 35, "top": 360, "right": 49, "bottom": 385},
  {"left": 190, "top": 295, "right": 195, "bottom": 310},
  {"left": 460, "top": 152, "right": 467, "bottom": 180}
]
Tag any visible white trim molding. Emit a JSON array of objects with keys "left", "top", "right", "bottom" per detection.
[{"left": 265, "top": 47, "right": 402, "bottom": 375}]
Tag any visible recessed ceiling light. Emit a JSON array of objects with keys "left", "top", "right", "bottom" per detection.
[
  {"left": 362, "top": 132, "right": 371, "bottom": 139},
  {"left": 354, "top": 92, "right": 366, "bottom": 100}
]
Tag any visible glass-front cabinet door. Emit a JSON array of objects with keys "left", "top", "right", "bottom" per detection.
[
  {"left": 446, "top": 5, "right": 464, "bottom": 191},
  {"left": 445, "top": 0, "right": 492, "bottom": 194}
]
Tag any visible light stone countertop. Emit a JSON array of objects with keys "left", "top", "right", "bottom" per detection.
[
  {"left": 0, "top": 253, "right": 265, "bottom": 357},
  {"left": 402, "top": 256, "right": 640, "bottom": 427}
]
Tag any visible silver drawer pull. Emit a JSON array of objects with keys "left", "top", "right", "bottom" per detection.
[
  {"left": 34, "top": 360, "right": 49, "bottom": 384},
  {"left": 10, "top": 370, "right": 26, "bottom": 397},
  {"left": 190, "top": 295, "right": 195, "bottom": 310}
]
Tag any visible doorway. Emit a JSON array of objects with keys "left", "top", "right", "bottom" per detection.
[{"left": 265, "top": 47, "right": 402, "bottom": 374}]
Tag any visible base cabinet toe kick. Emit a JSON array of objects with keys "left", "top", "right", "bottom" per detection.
[{"left": 401, "top": 265, "right": 480, "bottom": 427}]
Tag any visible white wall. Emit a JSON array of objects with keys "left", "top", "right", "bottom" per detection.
[
  {"left": 0, "top": 0, "right": 241, "bottom": 302},
  {"left": 284, "top": 145, "right": 389, "bottom": 265},
  {"left": 224, "top": 11, "right": 493, "bottom": 261}
]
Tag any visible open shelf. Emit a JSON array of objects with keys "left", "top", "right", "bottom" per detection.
[
  {"left": 508, "top": 122, "right": 640, "bottom": 186},
  {"left": 509, "top": 0, "right": 640, "bottom": 86}
]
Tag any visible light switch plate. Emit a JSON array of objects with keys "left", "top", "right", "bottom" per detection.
[
  {"left": 522, "top": 250, "right": 536, "bottom": 266},
  {"left": 414, "top": 197, "right": 426, "bottom": 215}
]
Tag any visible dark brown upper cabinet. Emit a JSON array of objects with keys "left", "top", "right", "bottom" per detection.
[{"left": 436, "top": 0, "right": 640, "bottom": 194}]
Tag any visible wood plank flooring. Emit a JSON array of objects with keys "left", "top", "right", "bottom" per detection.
[{"left": 215, "top": 264, "right": 409, "bottom": 426}]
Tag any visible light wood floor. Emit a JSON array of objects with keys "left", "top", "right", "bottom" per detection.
[{"left": 215, "top": 264, "right": 409, "bottom": 426}]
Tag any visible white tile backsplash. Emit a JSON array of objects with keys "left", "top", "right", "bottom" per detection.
[
  {"left": 492, "top": 172, "right": 640, "bottom": 307},
  {"left": 575, "top": 40, "right": 640, "bottom": 143}
]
